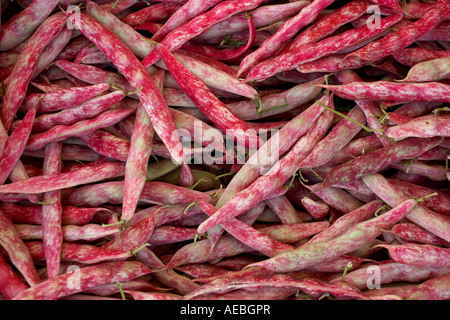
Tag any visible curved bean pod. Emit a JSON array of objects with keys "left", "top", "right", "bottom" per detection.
[
  {"left": 68, "top": 9, "right": 186, "bottom": 165},
  {"left": 362, "top": 173, "right": 450, "bottom": 243},
  {"left": 0, "top": 0, "right": 60, "bottom": 51},
  {"left": 0, "top": 208, "right": 40, "bottom": 286},
  {"left": 12, "top": 261, "right": 151, "bottom": 300},
  {"left": 245, "top": 198, "right": 418, "bottom": 273},
  {"left": 236, "top": 0, "right": 335, "bottom": 77},
  {"left": 399, "top": 57, "right": 450, "bottom": 82},
  {"left": 0, "top": 160, "right": 126, "bottom": 194},
  {"left": 376, "top": 243, "right": 450, "bottom": 267},
  {"left": 0, "top": 255, "right": 29, "bottom": 299},
  {"left": 404, "top": 274, "right": 450, "bottom": 300},
  {"left": 1, "top": 12, "right": 67, "bottom": 131},
  {"left": 320, "top": 137, "right": 443, "bottom": 189},
  {"left": 152, "top": 0, "right": 223, "bottom": 42},
  {"left": 345, "top": 0, "right": 450, "bottom": 62},
  {"left": 245, "top": 13, "right": 402, "bottom": 82},
  {"left": 197, "top": 104, "right": 335, "bottom": 234},
  {"left": 321, "top": 81, "right": 450, "bottom": 103},
  {"left": 141, "top": 0, "right": 266, "bottom": 68},
  {"left": 19, "top": 83, "right": 111, "bottom": 114},
  {"left": 25, "top": 108, "right": 135, "bottom": 151}
]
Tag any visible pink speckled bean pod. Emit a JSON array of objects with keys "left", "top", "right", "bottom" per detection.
[
  {"left": 385, "top": 114, "right": 450, "bottom": 141},
  {"left": 121, "top": 82, "right": 157, "bottom": 221},
  {"left": 399, "top": 57, "right": 450, "bottom": 82},
  {"left": 80, "top": 129, "right": 130, "bottom": 162},
  {"left": 12, "top": 261, "right": 151, "bottom": 300},
  {"left": 198, "top": 201, "right": 296, "bottom": 257},
  {"left": 417, "top": 146, "right": 450, "bottom": 161},
  {"left": 216, "top": 95, "right": 329, "bottom": 210},
  {"left": 40, "top": 142, "right": 63, "bottom": 279},
  {"left": 54, "top": 60, "right": 133, "bottom": 92},
  {"left": 156, "top": 43, "right": 260, "bottom": 149},
  {"left": 26, "top": 241, "right": 132, "bottom": 265},
  {"left": 345, "top": 0, "right": 450, "bottom": 62},
  {"left": 23, "top": 144, "right": 100, "bottom": 162},
  {"left": 304, "top": 183, "right": 365, "bottom": 214},
  {"left": 265, "top": 195, "right": 302, "bottom": 224},
  {"left": 0, "top": 160, "right": 126, "bottom": 194},
  {"left": 148, "top": 225, "right": 196, "bottom": 246},
  {"left": 381, "top": 2, "right": 450, "bottom": 21},
  {"left": 197, "top": 103, "right": 335, "bottom": 234},
  {"left": 16, "top": 223, "right": 120, "bottom": 242},
  {"left": 245, "top": 198, "right": 418, "bottom": 273},
  {"left": 305, "top": 255, "right": 368, "bottom": 273},
  {"left": 369, "top": 0, "right": 404, "bottom": 11},
  {"left": 0, "top": 208, "right": 40, "bottom": 286},
  {"left": 334, "top": 69, "right": 388, "bottom": 144},
  {"left": 390, "top": 160, "right": 447, "bottom": 182},
  {"left": 2, "top": 203, "right": 111, "bottom": 226},
  {"left": 0, "top": 51, "right": 19, "bottom": 68},
  {"left": 0, "top": 108, "right": 35, "bottom": 185},
  {"left": 184, "top": 1, "right": 310, "bottom": 43},
  {"left": 419, "top": 21, "right": 450, "bottom": 41},
  {"left": 141, "top": 0, "right": 265, "bottom": 68},
  {"left": 390, "top": 223, "right": 450, "bottom": 246},
  {"left": 403, "top": 274, "right": 450, "bottom": 300},
  {"left": 280, "top": 0, "right": 373, "bottom": 55},
  {"left": 236, "top": 0, "right": 335, "bottom": 78},
  {"left": 134, "top": 246, "right": 200, "bottom": 295},
  {"left": 225, "top": 77, "right": 323, "bottom": 121},
  {"left": 0, "top": 0, "right": 60, "bottom": 51},
  {"left": 55, "top": 36, "right": 92, "bottom": 61},
  {"left": 86, "top": 1, "right": 156, "bottom": 60},
  {"left": 299, "top": 105, "right": 366, "bottom": 169},
  {"left": 296, "top": 52, "right": 371, "bottom": 73},
  {"left": 0, "top": 255, "right": 29, "bottom": 299},
  {"left": 181, "top": 14, "right": 255, "bottom": 62},
  {"left": 67, "top": 180, "right": 211, "bottom": 207},
  {"left": 322, "top": 80, "right": 450, "bottom": 104},
  {"left": 300, "top": 197, "right": 329, "bottom": 220},
  {"left": 377, "top": 243, "right": 450, "bottom": 267},
  {"left": 176, "top": 49, "right": 238, "bottom": 76},
  {"left": 182, "top": 273, "right": 368, "bottom": 300},
  {"left": 19, "top": 90, "right": 126, "bottom": 134},
  {"left": 101, "top": 209, "right": 157, "bottom": 252},
  {"left": 392, "top": 47, "right": 450, "bottom": 67},
  {"left": 68, "top": 10, "right": 186, "bottom": 165},
  {"left": 326, "top": 134, "right": 384, "bottom": 166},
  {"left": 152, "top": 0, "right": 223, "bottom": 42},
  {"left": 335, "top": 262, "right": 450, "bottom": 290},
  {"left": 126, "top": 290, "right": 182, "bottom": 300},
  {"left": 32, "top": 24, "right": 72, "bottom": 80},
  {"left": 163, "top": 88, "right": 195, "bottom": 107},
  {"left": 244, "top": 10, "right": 402, "bottom": 81},
  {"left": 363, "top": 284, "right": 416, "bottom": 299},
  {"left": 164, "top": 234, "right": 258, "bottom": 270},
  {"left": 362, "top": 173, "right": 450, "bottom": 243},
  {"left": 128, "top": 203, "right": 206, "bottom": 232},
  {"left": 19, "top": 83, "right": 111, "bottom": 114},
  {"left": 82, "top": 279, "right": 163, "bottom": 297},
  {"left": 259, "top": 220, "right": 331, "bottom": 244},
  {"left": 25, "top": 108, "right": 134, "bottom": 151},
  {"left": 122, "top": 2, "right": 182, "bottom": 27},
  {"left": 1, "top": 12, "right": 67, "bottom": 131},
  {"left": 320, "top": 137, "right": 443, "bottom": 189},
  {"left": 387, "top": 179, "right": 450, "bottom": 215},
  {"left": 156, "top": 50, "right": 259, "bottom": 100}
]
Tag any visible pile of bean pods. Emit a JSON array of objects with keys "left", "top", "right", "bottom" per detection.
[{"left": 0, "top": 0, "right": 449, "bottom": 301}]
